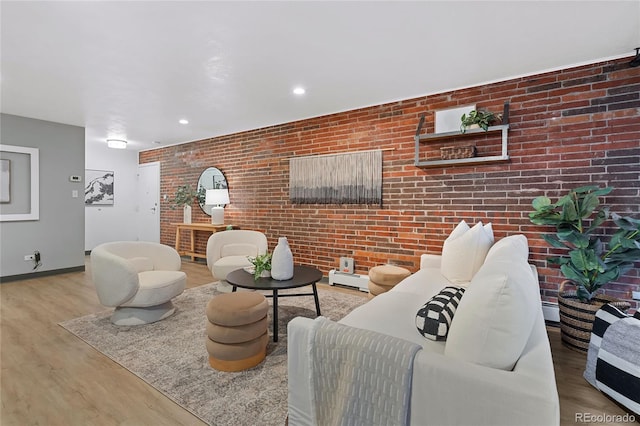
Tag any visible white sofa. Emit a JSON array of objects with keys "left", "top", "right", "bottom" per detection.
[
  {"left": 288, "top": 230, "right": 560, "bottom": 426},
  {"left": 91, "top": 241, "right": 186, "bottom": 326}
]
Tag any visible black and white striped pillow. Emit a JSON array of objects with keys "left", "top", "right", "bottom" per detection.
[
  {"left": 584, "top": 303, "right": 628, "bottom": 388},
  {"left": 595, "top": 317, "right": 640, "bottom": 415},
  {"left": 416, "top": 286, "right": 465, "bottom": 341}
]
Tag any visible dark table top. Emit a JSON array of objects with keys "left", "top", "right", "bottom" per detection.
[{"left": 226, "top": 265, "right": 323, "bottom": 291}]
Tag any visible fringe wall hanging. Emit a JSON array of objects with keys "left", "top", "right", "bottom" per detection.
[{"left": 289, "top": 149, "right": 382, "bottom": 205}]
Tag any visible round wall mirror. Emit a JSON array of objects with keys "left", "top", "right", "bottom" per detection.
[{"left": 197, "top": 167, "right": 228, "bottom": 215}]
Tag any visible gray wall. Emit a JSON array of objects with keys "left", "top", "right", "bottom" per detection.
[{"left": 0, "top": 114, "right": 85, "bottom": 278}]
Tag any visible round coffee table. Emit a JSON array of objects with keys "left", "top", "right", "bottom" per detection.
[{"left": 225, "top": 265, "right": 323, "bottom": 342}]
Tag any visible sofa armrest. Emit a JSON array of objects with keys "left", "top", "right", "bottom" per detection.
[
  {"left": 420, "top": 253, "right": 441, "bottom": 270},
  {"left": 288, "top": 317, "right": 316, "bottom": 426},
  {"left": 411, "top": 320, "right": 559, "bottom": 425}
]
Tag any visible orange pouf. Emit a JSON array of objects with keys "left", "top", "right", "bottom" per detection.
[
  {"left": 368, "top": 264, "right": 411, "bottom": 296},
  {"left": 205, "top": 292, "right": 269, "bottom": 372}
]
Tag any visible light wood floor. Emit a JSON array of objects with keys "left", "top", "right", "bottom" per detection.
[{"left": 0, "top": 258, "right": 634, "bottom": 425}]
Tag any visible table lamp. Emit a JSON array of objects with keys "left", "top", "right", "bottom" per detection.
[{"left": 206, "top": 188, "right": 230, "bottom": 225}]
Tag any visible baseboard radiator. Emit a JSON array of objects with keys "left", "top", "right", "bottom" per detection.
[
  {"left": 542, "top": 301, "right": 560, "bottom": 323},
  {"left": 328, "top": 270, "right": 369, "bottom": 292}
]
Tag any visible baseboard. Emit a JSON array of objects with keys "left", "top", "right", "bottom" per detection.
[
  {"left": 0, "top": 266, "right": 85, "bottom": 283},
  {"left": 328, "top": 269, "right": 369, "bottom": 292},
  {"left": 542, "top": 301, "right": 560, "bottom": 323}
]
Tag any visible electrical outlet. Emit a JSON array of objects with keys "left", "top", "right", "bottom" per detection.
[
  {"left": 24, "top": 254, "right": 35, "bottom": 261},
  {"left": 632, "top": 291, "right": 640, "bottom": 300}
]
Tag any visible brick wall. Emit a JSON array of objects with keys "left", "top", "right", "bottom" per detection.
[{"left": 140, "top": 57, "right": 640, "bottom": 309}]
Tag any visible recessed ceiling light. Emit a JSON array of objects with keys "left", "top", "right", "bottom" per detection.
[
  {"left": 179, "top": 119, "right": 189, "bottom": 125},
  {"left": 293, "top": 87, "right": 306, "bottom": 95},
  {"left": 106, "top": 139, "right": 127, "bottom": 149}
]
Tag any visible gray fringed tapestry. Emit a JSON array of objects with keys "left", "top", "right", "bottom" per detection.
[{"left": 289, "top": 149, "right": 382, "bottom": 205}]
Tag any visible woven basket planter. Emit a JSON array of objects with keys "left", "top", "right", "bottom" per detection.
[
  {"left": 558, "top": 280, "right": 631, "bottom": 353},
  {"left": 440, "top": 145, "right": 476, "bottom": 160}
]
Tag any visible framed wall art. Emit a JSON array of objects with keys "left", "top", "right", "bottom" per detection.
[
  {"left": 85, "top": 169, "right": 114, "bottom": 205},
  {"left": 0, "top": 144, "right": 39, "bottom": 222}
]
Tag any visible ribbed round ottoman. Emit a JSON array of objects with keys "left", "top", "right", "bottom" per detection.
[
  {"left": 205, "top": 292, "right": 269, "bottom": 372},
  {"left": 368, "top": 264, "right": 411, "bottom": 297}
]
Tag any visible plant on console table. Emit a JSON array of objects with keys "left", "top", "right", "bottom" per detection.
[
  {"left": 248, "top": 253, "right": 272, "bottom": 280},
  {"left": 172, "top": 185, "right": 206, "bottom": 224},
  {"left": 460, "top": 109, "right": 502, "bottom": 133},
  {"left": 529, "top": 185, "right": 639, "bottom": 351}
]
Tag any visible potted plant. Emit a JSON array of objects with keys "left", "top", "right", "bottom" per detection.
[
  {"left": 172, "top": 185, "right": 206, "bottom": 207},
  {"left": 529, "top": 185, "right": 639, "bottom": 351},
  {"left": 172, "top": 185, "right": 205, "bottom": 224},
  {"left": 460, "top": 109, "right": 501, "bottom": 133},
  {"left": 247, "top": 253, "right": 272, "bottom": 280}
]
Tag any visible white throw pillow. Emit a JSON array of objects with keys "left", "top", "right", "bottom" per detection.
[
  {"left": 484, "top": 234, "right": 529, "bottom": 263},
  {"left": 440, "top": 221, "right": 494, "bottom": 285},
  {"left": 444, "top": 256, "right": 539, "bottom": 371}
]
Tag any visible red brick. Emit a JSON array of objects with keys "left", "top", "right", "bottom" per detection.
[{"left": 141, "top": 56, "right": 640, "bottom": 304}]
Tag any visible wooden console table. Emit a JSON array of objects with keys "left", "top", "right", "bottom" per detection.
[{"left": 171, "top": 223, "right": 230, "bottom": 261}]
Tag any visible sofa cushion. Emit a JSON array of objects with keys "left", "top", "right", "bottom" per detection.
[
  {"left": 440, "top": 221, "right": 494, "bottom": 285},
  {"left": 416, "top": 286, "right": 466, "bottom": 341},
  {"left": 444, "top": 254, "right": 538, "bottom": 371},
  {"left": 390, "top": 267, "right": 450, "bottom": 297},
  {"left": 340, "top": 291, "right": 445, "bottom": 352}
]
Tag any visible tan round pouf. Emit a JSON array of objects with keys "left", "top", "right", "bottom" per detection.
[
  {"left": 205, "top": 292, "right": 269, "bottom": 372},
  {"left": 368, "top": 264, "right": 411, "bottom": 296},
  {"left": 367, "top": 280, "right": 393, "bottom": 296}
]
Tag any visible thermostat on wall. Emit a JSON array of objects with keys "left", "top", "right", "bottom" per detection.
[{"left": 69, "top": 175, "right": 82, "bottom": 182}]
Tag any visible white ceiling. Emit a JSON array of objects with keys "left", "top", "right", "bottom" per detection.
[{"left": 2, "top": 1, "right": 639, "bottom": 151}]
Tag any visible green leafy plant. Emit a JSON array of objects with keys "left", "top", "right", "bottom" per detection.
[
  {"left": 171, "top": 185, "right": 205, "bottom": 208},
  {"left": 460, "top": 109, "right": 500, "bottom": 133},
  {"left": 529, "top": 186, "right": 640, "bottom": 303},
  {"left": 248, "top": 252, "right": 272, "bottom": 280}
]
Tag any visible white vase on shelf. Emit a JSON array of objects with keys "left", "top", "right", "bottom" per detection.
[
  {"left": 271, "top": 237, "right": 294, "bottom": 280},
  {"left": 183, "top": 204, "right": 192, "bottom": 224}
]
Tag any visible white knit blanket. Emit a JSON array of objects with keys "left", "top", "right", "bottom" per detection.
[{"left": 308, "top": 317, "right": 421, "bottom": 426}]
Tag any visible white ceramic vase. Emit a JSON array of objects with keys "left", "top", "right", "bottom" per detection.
[
  {"left": 183, "top": 204, "right": 192, "bottom": 224},
  {"left": 271, "top": 237, "right": 294, "bottom": 280}
]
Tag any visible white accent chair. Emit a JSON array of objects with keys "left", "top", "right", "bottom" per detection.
[
  {"left": 206, "top": 230, "right": 268, "bottom": 292},
  {"left": 90, "top": 241, "right": 186, "bottom": 326}
]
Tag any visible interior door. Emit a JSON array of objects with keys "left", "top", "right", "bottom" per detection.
[{"left": 136, "top": 162, "right": 160, "bottom": 242}]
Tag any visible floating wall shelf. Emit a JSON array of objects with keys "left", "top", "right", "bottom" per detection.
[{"left": 414, "top": 102, "right": 510, "bottom": 167}]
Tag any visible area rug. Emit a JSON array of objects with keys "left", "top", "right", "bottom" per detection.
[{"left": 59, "top": 283, "right": 367, "bottom": 425}]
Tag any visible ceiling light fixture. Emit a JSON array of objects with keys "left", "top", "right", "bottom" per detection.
[
  {"left": 293, "top": 87, "right": 306, "bottom": 95},
  {"left": 106, "top": 139, "right": 127, "bottom": 149},
  {"left": 179, "top": 119, "right": 189, "bottom": 125}
]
